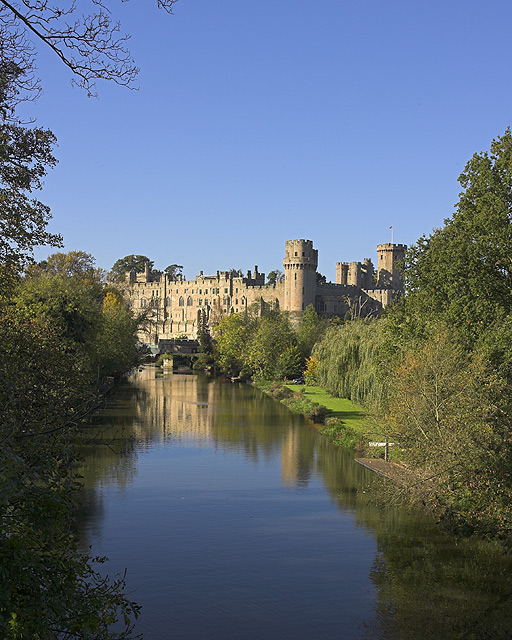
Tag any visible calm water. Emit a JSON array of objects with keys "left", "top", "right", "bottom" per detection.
[{"left": 77, "top": 368, "right": 512, "bottom": 640}]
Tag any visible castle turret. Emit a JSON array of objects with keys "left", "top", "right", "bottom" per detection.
[
  {"left": 336, "top": 262, "right": 349, "bottom": 285},
  {"left": 283, "top": 239, "right": 318, "bottom": 318},
  {"left": 376, "top": 243, "right": 406, "bottom": 290}
]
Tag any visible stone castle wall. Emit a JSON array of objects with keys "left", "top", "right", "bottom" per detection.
[{"left": 128, "top": 239, "right": 405, "bottom": 344}]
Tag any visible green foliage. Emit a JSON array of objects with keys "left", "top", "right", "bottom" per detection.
[
  {"left": 15, "top": 272, "right": 104, "bottom": 353},
  {"left": 371, "top": 129, "right": 512, "bottom": 539},
  {"left": 213, "top": 309, "right": 302, "bottom": 380},
  {"left": 213, "top": 312, "right": 254, "bottom": 376},
  {"left": 197, "top": 309, "right": 213, "bottom": 355},
  {"left": 320, "top": 418, "right": 362, "bottom": 449},
  {"left": 313, "top": 318, "right": 388, "bottom": 409},
  {"left": 266, "top": 269, "right": 284, "bottom": 285},
  {"left": 110, "top": 254, "right": 154, "bottom": 282},
  {"left": 246, "top": 310, "right": 301, "bottom": 379},
  {"left": 0, "top": 305, "right": 141, "bottom": 638},
  {"left": 0, "top": 63, "right": 62, "bottom": 295},
  {"left": 402, "top": 127, "right": 512, "bottom": 349},
  {"left": 15, "top": 255, "right": 140, "bottom": 381},
  {"left": 164, "top": 263, "right": 183, "bottom": 279},
  {"left": 296, "top": 304, "right": 327, "bottom": 359},
  {"left": 282, "top": 393, "right": 327, "bottom": 423},
  {"left": 27, "top": 250, "right": 101, "bottom": 280},
  {"left": 304, "top": 356, "right": 318, "bottom": 385}
]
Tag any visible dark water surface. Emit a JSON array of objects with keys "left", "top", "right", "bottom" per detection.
[{"left": 77, "top": 368, "right": 512, "bottom": 640}]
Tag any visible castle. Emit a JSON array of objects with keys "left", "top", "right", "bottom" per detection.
[{"left": 127, "top": 239, "right": 406, "bottom": 345}]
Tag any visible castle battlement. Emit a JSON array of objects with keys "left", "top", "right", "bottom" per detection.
[{"left": 128, "top": 238, "right": 405, "bottom": 343}]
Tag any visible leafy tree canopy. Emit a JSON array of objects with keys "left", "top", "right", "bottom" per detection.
[
  {"left": 0, "top": 0, "right": 178, "bottom": 101},
  {"left": 164, "top": 263, "right": 183, "bottom": 278},
  {"left": 267, "top": 269, "right": 284, "bottom": 285},
  {"left": 26, "top": 250, "right": 103, "bottom": 280},
  {"left": 402, "top": 127, "right": 512, "bottom": 347},
  {"left": 0, "top": 63, "right": 61, "bottom": 294},
  {"left": 110, "top": 254, "right": 154, "bottom": 281}
]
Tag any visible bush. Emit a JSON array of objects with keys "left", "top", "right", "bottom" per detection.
[
  {"left": 320, "top": 417, "right": 362, "bottom": 448},
  {"left": 282, "top": 395, "right": 327, "bottom": 423}
]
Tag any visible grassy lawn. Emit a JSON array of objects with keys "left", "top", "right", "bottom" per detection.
[{"left": 284, "top": 384, "right": 367, "bottom": 434}]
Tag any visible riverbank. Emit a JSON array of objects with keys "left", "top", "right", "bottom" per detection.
[{"left": 255, "top": 381, "right": 371, "bottom": 449}]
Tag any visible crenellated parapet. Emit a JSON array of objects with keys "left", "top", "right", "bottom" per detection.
[
  {"left": 126, "top": 236, "right": 406, "bottom": 345},
  {"left": 376, "top": 243, "right": 406, "bottom": 290},
  {"left": 283, "top": 239, "right": 318, "bottom": 315}
]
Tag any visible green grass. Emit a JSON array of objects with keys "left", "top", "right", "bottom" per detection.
[{"left": 284, "top": 384, "right": 367, "bottom": 434}]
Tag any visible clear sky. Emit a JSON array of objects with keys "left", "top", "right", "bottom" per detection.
[{"left": 28, "top": 0, "right": 512, "bottom": 282}]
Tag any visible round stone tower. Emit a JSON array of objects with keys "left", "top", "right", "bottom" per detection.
[
  {"left": 376, "top": 243, "right": 407, "bottom": 291},
  {"left": 283, "top": 239, "right": 318, "bottom": 318}
]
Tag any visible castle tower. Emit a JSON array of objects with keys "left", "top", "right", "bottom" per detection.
[
  {"left": 283, "top": 239, "right": 318, "bottom": 318},
  {"left": 336, "top": 262, "right": 349, "bottom": 285},
  {"left": 376, "top": 243, "right": 406, "bottom": 290}
]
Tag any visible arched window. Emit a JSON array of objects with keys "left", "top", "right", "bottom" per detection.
[
  {"left": 179, "top": 296, "right": 184, "bottom": 306},
  {"left": 187, "top": 296, "right": 193, "bottom": 306},
  {"left": 141, "top": 298, "right": 147, "bottom": 308}
]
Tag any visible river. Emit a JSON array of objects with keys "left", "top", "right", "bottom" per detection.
[{"left": 76, "top": 367, "right": 512, "bottom": 640}]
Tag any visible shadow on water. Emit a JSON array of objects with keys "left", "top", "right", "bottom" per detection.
[{"left": 76, "top": 369, "right": 512, "bottom": 640}]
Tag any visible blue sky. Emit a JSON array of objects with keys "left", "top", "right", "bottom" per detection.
[{"left": 29, "top": 0, "right": 512, "bottom": 281}]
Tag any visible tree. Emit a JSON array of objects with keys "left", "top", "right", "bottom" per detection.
[
  {"left": 267, "top": 269, "right": 284, "bottom": 285},
  {"left": 164, "top": 263, "right": 183, "bottom": 279},
  {"left": 0, "top": 62, "right": 61, "bottom": 295},
  {"left": 213, "top": 313, "right": 253, "bottom": 376},
  {"left": 94, "top": 288, "right": 141, "bottom": 379},
  {"left": 0, "top": 306, "right": 141, "bottom": 639},
  {"left": 110, "top": 254, "right": 154, "bottom": 282},
  {"left": 381, "top": 326, "right": 512, "bottom": 538},
  {"left": 402, "top": 128, "right": 512, "bottom": 349},
  {"left": 0, "top": 0, "right": 178, "bottom": 98},
  {"left": 296, "top": 304, "right": 327, "bottom": 359},
  {"left": 246, "top": 310, "right": 300, "bottom": 379},
  {"left": 26, "top": 250, "right": 102, "bottom": 279},
  {"left": 15, "top": 270, "right": 104, "bottom": 355}
]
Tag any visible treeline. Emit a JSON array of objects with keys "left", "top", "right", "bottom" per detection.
[
  {"left": 1, "top": 251, "right": 142, "bottom": 638},
  {"left": 0, "top": 65, "right": 142, "bottom": 638},
  {"left": 311, "top": 129, "right": 512, "bottom": 542},
  {"left": 207, "top": 304, "right": 328, "bottom": 380}
]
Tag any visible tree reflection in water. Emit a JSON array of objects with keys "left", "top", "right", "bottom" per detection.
[{"left": 77, "top": 369, "right": 512, "bottom": 640}]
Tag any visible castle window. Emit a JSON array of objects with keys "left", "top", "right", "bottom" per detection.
[
  {"left": 204, "top": 288, "right": 208, "bottom": 294},
  {"left": 187, "top": 296, "right": 193, "bottom": 306},
  {"left": 235, "top": 288, "right": 238, "bottom": 293},
  {"left": 141, "top": 298, "right": 147, "bottom": 308},
  {"left": 224, "top": 288, "right": 228, "bottom": 293},
  {"left": 295, "top": 252, "right": 297, "bottom": 256},
  {"left": 302, "top": 251, "right": 305, "bottom": 256},
  {"left": 179, "top": 296, "right": 184, "bottom": 306},
  {"left": 235, "top": 299, "right": 238, "bottom": 305},
  {"left": 199, "top": 299, "right": 203, "bottom": 306}
]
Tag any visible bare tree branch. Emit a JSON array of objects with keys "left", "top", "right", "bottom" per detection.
[{"left": 0, "top": 0, "right": 178, "bottom": 98}]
